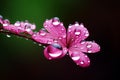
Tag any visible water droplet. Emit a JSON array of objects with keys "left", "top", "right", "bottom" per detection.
[
  {"left": 80, "top": 23, "right": 84, "bottom": 27},
  {"left": 85, "top": 55, "right": 88, "bottom": 57},
  {"left": 3, "top": 23, "right": 8, "bottom": 26},
  {"left": 81, "top": 41, "right": 85, "bottom": 44},
  {"left": 80, "top": 61, "right": 84, "bottom": 64},
  {"left": 69, "top": 25, "right": 72, "bottom": 28},
  {"left": 88, "top": 60, "right": 90, "bottom": 63},
  {"left": 68, "top": 29, "right": 71, "bottom": 32},
  {"left": 49, "top": 52, "right": 62, "bottom": 57},
  {"left": 25, "top": 28, "right": 31, "bottom": 32},
  {"left": 72, "top": 56, "right": 80, "bottom": 61},
  {"left": 75, "top": 31, "right": 80, "bottom": 35},
  {"left": 53, "top": 21, "right": 60, "bottom": 25},
  {"left": 47, "top": 41, "right": 52, "bottom": 44},
  {"left": 85, "top": 33, "right": 89, "bottom": 37},
  {"left": 52, "top": 43, "right": 62, "bottom": 49},
  {"left": 75, "top": 23, "right": 79, "bottom": 26},
  {"left": 60, "top": 23, "right": 63, "bottom": 26},
  {"left": 61, "top": 28, "right": 64, "bottom": 30},
  {"left": 14, "top": 22, "right": 20, "bottom": 26},
  {"left": 59, "top": 37, "right": 62, "bottom": 40},
  {"left": 40, "top": 32, "right": 46, "bottom": 36},
  {"left": 6, "top": 34, "right": 11, "bottom": 38},
  {"left": 62, "top": 35, "right": 66, "bottom": 38},
  {"left": 88, "top": 50, "right": 92, "bottom": 53},
  {"left": 54, "top": 17, "right": 59, "bottom": 21},
  {"left": 53, "top": 39, "right": 58, "bottom": 43},
  {"left": 87, "top": 44, "right": 92, "bottom": 48}
]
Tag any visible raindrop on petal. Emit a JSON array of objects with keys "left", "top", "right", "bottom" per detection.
[
  {"left": 85, "top": 33, "right": 89, "bottom": 37},
  {"left": 72, "top": 56, "right": 80, "bottom": 61},
  {"left": 47, "top": 41, "right": 52, "bottom": 44},
  {"left": 3, "top": 23, "right": 8, "bottom": 26},
  {"left": 52, "top": 21, "right": 60, "bottom": 25},
  {"left": 88, "top": 50, "right": 92, "bottom": 53},
  {"left": 80, "top": 41, "right": 85, "bottom": 44},
  {"left": 80, "top": 61, "right": 84, "bottom": 64},
  {"left": 87, "top": 44, "right": 92, "bottom": 48},
  {"left": 75, "top": 31, "right": 80, "bottom": 35},
  {"left": 14, "top": 22, "right": 20, "bottom": 26},
  {"left": 40, "top": 32, "right": 46, "bottom": 36},
  {"left": 75, "top": 23, "right": 79, "bottom": 26},
  {"left": 49, "top": 52, "right": 62, "bottom": 57}
]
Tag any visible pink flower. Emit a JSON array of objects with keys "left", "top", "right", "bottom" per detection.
[
  {"left": 0, "top": 16, "right": 36, "bottom": 35},
  {"left": 32, "top": 18, "right": 100, "bottom": 67}
]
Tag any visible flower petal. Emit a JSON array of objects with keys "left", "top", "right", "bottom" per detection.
[
  {"left": 44, "top": 44, "right": 67, "bottom": 60},
  {"left": 43, "top": 18, "right": 66, "bottom": 46},
  {"left": 32, "top": 30, "right": 54, "bottom": 44},
  {"left": 69, "top": 50, "right": 90, "bottom": 67},
  {"left": 67, "top": 23, "right": 89, "bottom": 47},
  {"left": 71, "top": 41, "right": 100, "bottom": 53}
]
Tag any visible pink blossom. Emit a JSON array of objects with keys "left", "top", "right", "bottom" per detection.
[
  {"left": 32, "top": 17, "right": 100, "bottom": 67},
  {"left": 0, "top": 16, "right": 36, "bottom": 35}
]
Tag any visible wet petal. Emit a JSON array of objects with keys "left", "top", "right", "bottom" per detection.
[
  {"left": 32, "top": 30, "right": 54, "bottom": 44},
  {"left": 44, "top": 44, "right": 67, "bottom": 60},
  {"left": 67, "top": 23, "right": 89, "bottom": 47},
  {"left": 69, "top": 50, "right": 90, "bottom": 67},
  {"left": 43, "top": 18, "right": 66, "bottom": 46},
  {"left": 71, "top": 41, "right": 100, "bottom": 53}
]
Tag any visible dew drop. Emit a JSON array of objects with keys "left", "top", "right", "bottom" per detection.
[
  {"left": 6, "top": 34, "right": 11, "bottom": 38},
  {"left": 52, "top": 21, "right": 60, "bottom": 25},
  {"left": 75, "top": 23, "right": 79, "bottom": 26},
  {"left": 3, "top": 23, "right": 8, "bottom": 26},
  {"left": 88, "top": 50, "right": 92, "bottom": 53},
  {"left": 75, "top": 31, "right": 80, "bottom": 35},
  {"left": 69, "top": 25, "right": 72, "bottom": 28},
  {"left": 47, "top": 41, "right": 52, "bottom": 44},
  {"left": 85, "top": 33, "right": 89, "bottom": 37},
  {"left": 72, "top": 56, "right": 80, "bottom": 61},
  {"left": 59, "top": 37, "right": 62, "bottom": 40},
  {"left": 61, "top": 28, "right": 64, "bottom": 30},
  {"left": 53, "top": 39, "right": 58, "bottom": 43},
  {"left": 80, "top": 41, "right": 85, "bottom": 44},
  {"left": 14, "top": 22, "right": 20, "bottom": 26},
  {"left": 52, "top": 43, "right": 62, "bottom": 49},
  {"left": 88, "top": 60, "right": 90, "bottom": 63},
  {"left": 87, "top": 44, "right": 92, "bottom": 48},
  {"left": 80, "top": 23, "right": 84, "bottom": 27},
  {"left": 80, "top": 61, "right": 84, "bottom": 64},
  {"left": 62, "top": 35, "right": 66, "bottom": 38},
  {"left": 49, "top": 52, "right": 62, "bottom": 57},
  {"left": 40, "top": 32, "right": 46, "bottom": 36}
]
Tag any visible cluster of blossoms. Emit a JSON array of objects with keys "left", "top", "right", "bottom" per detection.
[{"left": 0, "top": 15, "right": 100, "bottom": 67}]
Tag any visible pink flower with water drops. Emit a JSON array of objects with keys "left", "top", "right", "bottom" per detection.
[
  {"left": 0, "top": 16, "right": 36, "bottom": 35},
  {"left": 32, "top": 17, "right": 100, "bottom": 67}
]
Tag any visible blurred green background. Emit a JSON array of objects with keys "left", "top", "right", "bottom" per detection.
[{"left": 0, "top": 0, "right": 119, "bottom": 80}]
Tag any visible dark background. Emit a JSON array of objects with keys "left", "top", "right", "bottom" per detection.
[{"left": 0, "top": 0, "right": 119, "bottom": 80}]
